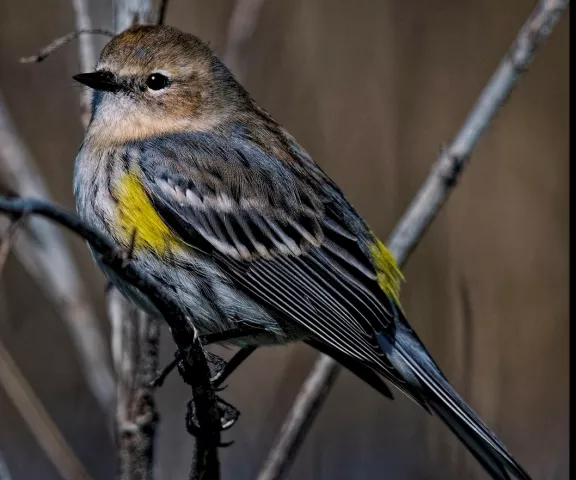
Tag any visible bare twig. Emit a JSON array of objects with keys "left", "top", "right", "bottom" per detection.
[
  {"left": 0, "top": 93, "right": 115, "bottom": 411},
  {"left": 156, "top": 0, "right": 170, "bottom": 25},
  {"left": 71, "top": 0, "right": 100, "bottom": 127},
  {"left": 256, "top": 0, "right": 569, "bottom": 478},
  {"left": 19, "top": 29, "right": 113, "bottom": 64},
  {"left": 256, "top": 355, "right": 340, "bottom": 480},
  {"left": 0, "top": 219, "right": 22, "bottom": 274},
  {"left": 0, "top": 196, "right": 222, "bottom": 479},
  {"left": 386, "top": 0, "right": 569, "bottom": 264},
  {"left": 0, "top": 339, "right": 92, "bottom": 480},
  {"left": 223, "top": 0, "right": 268, "bottom": 79},
  {"left": 0, "top": 450, "right": 12, "bottom": 480}
]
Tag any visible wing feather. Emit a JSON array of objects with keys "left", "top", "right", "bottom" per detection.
[{"left": 136, "top": 130, "right": 425, "bottom": 406}]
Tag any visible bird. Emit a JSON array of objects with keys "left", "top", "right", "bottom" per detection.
[{"left": 73, "top": 24, "right": 529, "bottom": 479}]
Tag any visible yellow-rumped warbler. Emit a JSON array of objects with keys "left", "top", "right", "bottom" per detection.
[{"left": 73, "top": 25, "right": 528, "bottom": 479}]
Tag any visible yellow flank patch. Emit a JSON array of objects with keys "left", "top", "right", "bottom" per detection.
[
  {"left": 114, "top": 171, "right": 184, "bottom": 253},
  {"left": 369, "top": 237, "right": 404, "bottom": 307}
]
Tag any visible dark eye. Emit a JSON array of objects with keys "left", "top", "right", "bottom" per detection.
[{"left": 146, "top": 73, "right": 170, "bottom": 90}]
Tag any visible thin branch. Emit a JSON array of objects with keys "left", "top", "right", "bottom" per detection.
[
  {"left": 223, "top": 0, "right": 268, "bottom": 79},
  {"left": 71, "top": 0, "right": 100, "bottom": 127},
  {"left": 386, "top": 0, "right": 569, "bottom": 264},
  {"left": 255, "top": 0, "right": 569, "bottom": 478},
  {"left": 0, "top": 93, "right": 115, "bottom": 411},
  {"left": 19, "top": 29, "right": 113, "bottom": 64},
  {"left": 0, "top": 339, "right": 92, "bottom": 480},
  {"left": 256, "top": 355, "right": 340, "bottom": 480},
  {"left": 156, "top": 0, "right": 170, "bottom": 25},
  {"left": 0, "top": 450, "right": 12, "bottom": 480},
  {"left": 0, "top": 218, "right": 22, "bottom": 274},
  {"left": 0, "top": 196, "right": 222, "bottom": 479}
]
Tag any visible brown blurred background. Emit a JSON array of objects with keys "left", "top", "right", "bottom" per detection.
[{"left": 0, "top": 0, "right": 569, "bottom": 479}]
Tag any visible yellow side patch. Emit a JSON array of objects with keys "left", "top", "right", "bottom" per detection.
[
  {"left": 114, "top": 172, "right": 184, "bottom": 253},
  {"left": 369, "top": 237, "right": 404, "bottom": 307}
]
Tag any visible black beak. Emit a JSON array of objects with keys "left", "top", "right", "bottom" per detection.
[{"left": 73, "top": 71, "right": 120, "bottom": 92}]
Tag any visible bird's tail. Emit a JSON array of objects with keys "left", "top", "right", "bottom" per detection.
[{"left": 384, "top": 328, "right": 530, "bottom": 480}]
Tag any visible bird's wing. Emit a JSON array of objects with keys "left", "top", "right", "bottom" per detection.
[{"left": 137, "top": 130, "right": 424, "bottom": 405}]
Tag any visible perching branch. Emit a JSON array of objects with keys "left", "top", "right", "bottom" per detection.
[
  {"left": 256, "top": 0, "right": 569, "bottom": 478},
  {"left": 0, "top": 93, "right": 115, "bottom": 411},
  {"left": 0, "top": 196, "right": 222, "bottom": 479}
]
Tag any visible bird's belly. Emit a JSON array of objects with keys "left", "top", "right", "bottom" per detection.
[{"left": 99, "top": 252, "right": 304, "bottom": 346}]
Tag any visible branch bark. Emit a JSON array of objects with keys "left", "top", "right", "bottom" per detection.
[
  {"left": 255, "top": 0, "right": 569, "bottom": 478},
  {"left": 110, "top": 289, "right": 160, "bottom": 480},
  {"left": 0, "top": 93, "right": 115, "bottom": 411}
]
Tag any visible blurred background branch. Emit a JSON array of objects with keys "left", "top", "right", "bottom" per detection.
[
  {"left": 0, "top": 338, "right": 91, "bottom": 480},
  {"left": 72, "top": 0, "right": 98, "bottom": 126},
  {"left": 0, "top": 219, "right": 90, "bottom": 480},
  {"left": 0, "top": 451, "right": 12, "bottom": 480},
  {"left": 256, "top": 0, "right": 569, "bottom": 478},
  {"left": 223, "top": 0, "right": 267, "bottom": 81},
  {"left": 0, "top": 92, "right": 115, "bottom": 411},
  {"left": 19, "top": 30, "right": 114, "bottom": 66}
]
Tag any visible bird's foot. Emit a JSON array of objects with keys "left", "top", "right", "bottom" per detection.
[
  {"left": 185, "top": 396, "right": 240, "bottom": 447},
  {"left": 150, "top": 347, "right": 247, "bottom": 390}
]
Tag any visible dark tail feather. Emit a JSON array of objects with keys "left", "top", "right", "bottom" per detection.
[
  {"left": 386, "top": 331, "right": 530, "bottom": 480},
  {"left": 305, "top": 338, "right": 394, "bottom": 400}
]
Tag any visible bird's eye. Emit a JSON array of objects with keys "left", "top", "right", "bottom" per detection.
[{"left": 146, "top": 73, "right": 170, "bottom": 91}]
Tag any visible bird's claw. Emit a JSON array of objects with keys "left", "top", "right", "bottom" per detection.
[
  {"left": 206, "top": 351, "right": 230, "bottom": 386},
  {"left": 217, "top": 397, "right": 240, "bottom": 431},
  {"left": 185, "top": 396, "right": 240, "bottom": 447},
  {"left": 150, "top": 349, "right": 231, "bottom": 389}
]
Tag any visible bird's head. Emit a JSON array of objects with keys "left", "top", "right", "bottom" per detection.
[{"left": 75, "top": 25, "right": 245, "bottom": 145}]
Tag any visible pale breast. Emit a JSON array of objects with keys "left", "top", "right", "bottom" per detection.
[{"left": 73, "top": 145, "right": 119, "bottom": 240}]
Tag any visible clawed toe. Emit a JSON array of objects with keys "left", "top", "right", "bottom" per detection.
[{"left": 185, "top": 396, "right": 240, "bottom": 446}]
